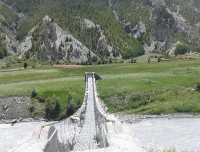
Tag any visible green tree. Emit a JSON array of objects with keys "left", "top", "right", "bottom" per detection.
[
  {"left": 66, "top": 101, "right": 77, "bottom": 117},
  {"left": 148, "top": 57, "right": 150, "bottom": 63},
  {"left": 0, "top": 50, "right": 4, "bottom": 59},
  {"left": 175, "top": 44, "right": 188, "bottom": 55},
  {"left": 24, "top": 62, "right": 28, "bottom": 69},
  {"left": 45, "top": 95, "right": 61, "bottom": 119},
  {"left": 58, "top": 44, "right": 62, "bottom": 52},
  {"left": 70, "top": 44, "right": 73, "bottom": 52}
]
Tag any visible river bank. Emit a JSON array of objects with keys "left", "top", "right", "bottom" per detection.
[
  {"left": 114, "top": 112, "right": 200, "bottom": 124},
  {"left": 0, "top": 95, "right": 47, "bottom": 124},
  {"left": 127, "top": 118, "right": 200, "bottom": 152}
]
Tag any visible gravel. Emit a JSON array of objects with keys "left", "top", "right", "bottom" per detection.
[
  {"left": 114, "top": 112, "right": 200, "bottom": 124},
  {"left": 0, "top": 96, "right": 40, "bottom": 124}
]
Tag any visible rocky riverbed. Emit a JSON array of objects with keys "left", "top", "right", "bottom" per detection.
[{"left": 114, "top": 112, "right": 200, "bottom": 124}]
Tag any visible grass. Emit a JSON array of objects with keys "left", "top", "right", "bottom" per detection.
[
  {"left": 97, "top": 59, "right": 200, "bottom": 114},
  {"left": 1, "top": 57, "right": 200, "bottom": 115}
]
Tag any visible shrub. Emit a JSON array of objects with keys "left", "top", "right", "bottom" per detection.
[
  {"left": 148, "top": 57, "right": 150, "bottom": 63},
  {"left": 109, "top": 58, "right": 112, "bottom": 64},
  {"left": 6, "top": 63, "right": 10, "bottom": 67},
  {"left": 173, "top": 101, "right": 194, "bottom": 112},
  {"left": 31, "top": 89, "right": 37, "bottom": 98},
  {"left": 175, "top": 44, "right": 188, "bottom": 55},
  {"left": 45, "top": 95, "right": 61, "bottom": 119},
  {"left": 158, "top": 57, "right": 161, "bottom": 62},
  {"left": 36, "top": 97, "right": 45, "bottom": 103},
  {"left": 17, "top": 60, "right": 21, "bottom": 63},
  {"left": 24, "top": 62, "right": 28, "bottom": 69},
  {"left": 29, "top": 104, "right": 35, "bottom": 113},
  {"left": 196, "top": 83, "right": 200, "bottom": 91},
  {"left": 131, "top": 58, "right": 133, "bottom": 63},
  {"left": 92, "top": 56, "right": 97, "bottom": 62},
  {"left": 66, "top": 101, "right": 77, "bottom": 117},
  {"left": 94, "top": 135, "right": 100, "bottom": 143}
]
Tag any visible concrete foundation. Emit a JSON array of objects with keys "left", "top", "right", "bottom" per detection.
[{"left": 9, "top": 126, "right": 58, "bottom": 152}]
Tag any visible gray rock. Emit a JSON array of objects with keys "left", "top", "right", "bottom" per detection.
[
  {"left": 11, "top": 119, "right": 17, "bottom": 126},
  {"left": 3, "top": 104, "right": 8, "bottom": 110},
  {"left": 132, "top": 21, "right": 146, "bottom": 38}
]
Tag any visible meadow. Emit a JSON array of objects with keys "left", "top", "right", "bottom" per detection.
[{"left": 1, "top": 56, "right": 200, "bottom": 116}]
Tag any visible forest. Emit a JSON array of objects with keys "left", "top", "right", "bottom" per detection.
[{"left": 1, "top": 0, "right": 145, "bottom": 60}]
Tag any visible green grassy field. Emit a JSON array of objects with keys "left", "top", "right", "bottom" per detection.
[{"left": 1, "top": 57, "right": 200, "bottom": 116}]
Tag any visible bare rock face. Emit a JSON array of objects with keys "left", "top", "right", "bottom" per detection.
[
  {"left": 18, "top": 34, "right": 33, "bottom": 58},
  {"left": 132, "top": 21, "right": 147, "bottom": 38},
  {"left": 4, "top": 34, "right": 18, "bottom": 55},
  {"left": 122, "top": 21, "right": 147, "bottom": 39},
  {"left": 151, "top": 5, "right": 176, "bottom": 50},
  {"left": 42, "top": 22, "right": 96, "bottom": 62},
  {"left": 18, "top": 15, "right": 97, "bottom": 62}
]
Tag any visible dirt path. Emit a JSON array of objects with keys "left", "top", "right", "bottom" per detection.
[
  {"left": 0, "top": 68, "right": 24, "bottom": 72},
  {"left": 53, "top": 65, "right": 81, "bottom": 67}
]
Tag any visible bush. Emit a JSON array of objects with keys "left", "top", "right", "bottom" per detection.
[
  {"left": 6, "top": 63, "right": 10, "bottom": 67},
  {"left": 131, "top": 58, "right": 133, "bottom": 63},
  {"left": 94, "top": 135, "right": 100, "bottom": 143},
  {"left": 36, "top": 97, "right": 45, "bottom": 103},
  {"left": 17, "top": 60, "right": 21, "bottom": 63},
  {"left": 24, "top": 62, "right": 28, "bottom": 69},
  {"left": 175, "top": 44, "right": 188, "bottom": 55},
  {"left": 196, "top": 83, "right": 200, "bottom": 91},
  {"left": 119, "top": 60, "right": 124, "bottom": 63},
  {"left": 31, "top": 89, "right": 37, "bottom": 98},
  {"left": 45, "top": 95, "right": 61, "bottom": 120},
  {"left": 29, "top": 104, "right": 35, "bottom": 113},
  {"left": 158, "top": 57, "right": 161, "bottom": 62},
  {"left": 66, "top": 101, "right": 77, "bottom": 117},
  {"left": 173, "top": 101, "right": 194, "bottom": 112},
  {"left": 109, "top": 58, "right": 112, "bottom": 64},
  {"left": 148, "top": 57, "right": 150, "bottom": 63}
]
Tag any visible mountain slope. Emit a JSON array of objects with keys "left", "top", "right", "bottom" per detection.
[
  {"left": 18, "top": 15, "right": 97, "bottom": 62},
  {"left": 1, "top": 0, "right": 200, "bottom": 61},
  {"left": 0, "top": 2, "right": 19, "bottom": 58},
  {"left": 4, "top": 0, "right": 144, "bottom": 60}
]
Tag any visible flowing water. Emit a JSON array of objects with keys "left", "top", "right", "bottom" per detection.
[
  {"left": 128, "top": 118, "right": 200, "bottom": 152},
  {"left": 0, "top": 122, "right": 53, "bottom": 152},
  {"left": 1, "top": 118, "right": 200, "bottom": 152}
]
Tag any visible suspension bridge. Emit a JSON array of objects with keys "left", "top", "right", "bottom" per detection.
[{"left": 10, "top": 72, "right": 144, "bottom": 152}]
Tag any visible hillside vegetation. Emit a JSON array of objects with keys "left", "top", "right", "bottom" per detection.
[
  {"left": 1, "top": 0, "right": 200, "bottom": 61},
  {"left": 2, "top": 0, "right": 200, "bottom": 119},
  {"left": 166, "top": 0, "right": 200, "bottom": 25},
  {"left": 0, "top": 3, "right": 19, "bottom": 59},
  {"left": 3, "top": 0, "right": 144, "bottom": 59}
]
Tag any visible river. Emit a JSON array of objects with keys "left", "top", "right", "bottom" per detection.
[
  {"left": 127, "top": 118, "right": 200, "bottom": 152},
  {"left": 1, "top": 118, "right": 200, "bottom": 152},
  {"left": 0, "top": 121, "right": 53, "bottom": 152}
]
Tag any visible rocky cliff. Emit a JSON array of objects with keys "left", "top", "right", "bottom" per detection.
[
  {"left": 18, "top": 15, "right": 97, "bottom": 62},
  {"left": 109, "top": 0, "right": 200, "bottom": 54}
]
